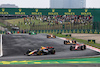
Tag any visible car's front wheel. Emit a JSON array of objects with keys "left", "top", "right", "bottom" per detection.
[
  {"left": 81, "top": 46, "right": 84, "bottom": 50},
  {"left": 70, "top": 46, "right": 75, "bottom": 51},
  {"left": 64, "top": 41, "right": 66, "bottom": 44}
]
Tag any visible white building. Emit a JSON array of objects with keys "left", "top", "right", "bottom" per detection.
[
  {"left": 50, "top": 0, "right": 100, "bottom": 8},
  {"left": 86, "top": 0, "right": 100, "bottom": 8},
  {"left": 0, "top": 4, "right": 18, "bottom": 8},
  {"left": 50, "top": 0, "right": 86, "bottom": 8}
]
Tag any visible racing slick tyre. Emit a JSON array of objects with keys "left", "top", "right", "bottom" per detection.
[
  {"left": 47, "top": 35, "right": 49, "bottom": 38},
  {"left": 72, "top": 40, "right": 76, "bottom": 44},
  {"left": 51, "top": 49, "right": 55, "bottom": 54},
  {"left": 29, "top": 33, "right": 31, "bottom": 35},
  {"left": 66, "top": 41, "right": 70, "bottom": 44},
  {"left": 53, "top": 35, "right": 56, "bottom": 38},
  {"left": 64, "top": 41, "right": 66, "bottom": 44},
  {"left": 70, "top": 46, "right": 74, "bottom": 51},
  {"left": 83, "top": 45, "right": 86, "bottom": 50},
  {"left": 81, "top": 46, "right": 84, "bottom": 50},
  {"left": 75, "top": 41, "right": 76, "bottom": 43}
]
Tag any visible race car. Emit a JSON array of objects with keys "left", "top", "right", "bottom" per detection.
[
  {"left": 6, "top": 31, "right": 13, "bottom": 34},
  {"left": 29, "top": 31, "right": 37, "bottom": 35},
  {"left": 24, "top": 46, "right": 55, "bottom": 56},
  {"left": 47, "top": 34, "right": 56, "bottom": 38},
  {"left": 64, "top": 38, "right": 76, "bottom": 45},
  {"left": 70, "top": 43, "right": 86, "bottom": 51}
]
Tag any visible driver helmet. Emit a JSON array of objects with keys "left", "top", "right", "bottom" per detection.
[{"left": 41, "top": 46, "right": 43, "bottom": 48}]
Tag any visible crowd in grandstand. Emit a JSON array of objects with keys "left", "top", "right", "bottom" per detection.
[{"left": 31, "top": 15, "right": 93, "bottom": 26}]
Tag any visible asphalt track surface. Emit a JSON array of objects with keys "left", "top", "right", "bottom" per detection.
[{"left": 1, "top": 34, "right": 100, "bottom": 61}]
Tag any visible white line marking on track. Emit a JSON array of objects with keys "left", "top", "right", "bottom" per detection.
[
  {"left": 0, "top": 34, "right": 2, "bottom": 57},
  {"left": 58, "top": 37, "right": 100, "bottom": 53}
]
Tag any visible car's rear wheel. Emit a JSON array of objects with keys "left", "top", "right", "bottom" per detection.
[
  {"left": 84, "top": 45, "right": 86, "bottom": 50},
  {"left": 51, "top": 49, "right": 55, "bottom": 54},
  {"left": 47, "top": 35, "right": 49, "bottom": 38},
  {"left": 29, "top": 33, "right": 31, "bottom": 35},
  {"left": 66, "top": 41, "right": 70, "bottom": 44},
  {"left": 53, "top": 35, "right": 56, "bottom": 38},
  {"left": 72, "top": 40, "right": 76, "bottom": 44}
]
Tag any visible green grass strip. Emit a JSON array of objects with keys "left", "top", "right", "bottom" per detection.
[{"left": 0, "top": 58, "right": 100, "bottom": 64}]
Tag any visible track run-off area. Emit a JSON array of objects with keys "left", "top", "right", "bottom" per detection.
[{"left": 0, "top": 34, "right": 100, "bottom": 64}]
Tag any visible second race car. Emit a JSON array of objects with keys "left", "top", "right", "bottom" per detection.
[
  {"left": 70, "top": 43, "right": 86, "bottom": 51},
  {"left": 64, "top": 38, "right": 76, "bottom": 45},
  {"left": 29, "top": 31, "right": 37, "bottom": 35},
  {"left": 47, "top": 34, "right": 56, "bottom": 38},
  {"left": 24, "top": 46, "right": 55, "bottom": 56}
]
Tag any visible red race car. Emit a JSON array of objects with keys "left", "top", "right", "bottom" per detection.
[{"left": 70, "top": 43, "right": 86, "bottom": 51}]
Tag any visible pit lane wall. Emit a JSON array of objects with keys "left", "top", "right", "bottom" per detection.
[{"left": 0, "top": 34, "right": 2, "bottom": 57}]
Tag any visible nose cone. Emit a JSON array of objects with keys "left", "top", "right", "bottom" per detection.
[
  {"left": 75, "top": 46, "right": 78, "bottom": 50},
  {"left": 75, "top": 49, "right": 77, "bottom": 50}
]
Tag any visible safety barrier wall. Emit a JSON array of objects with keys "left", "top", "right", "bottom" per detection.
[{"left": 33, "top": 29, "right": 100, "bottom": 34}]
